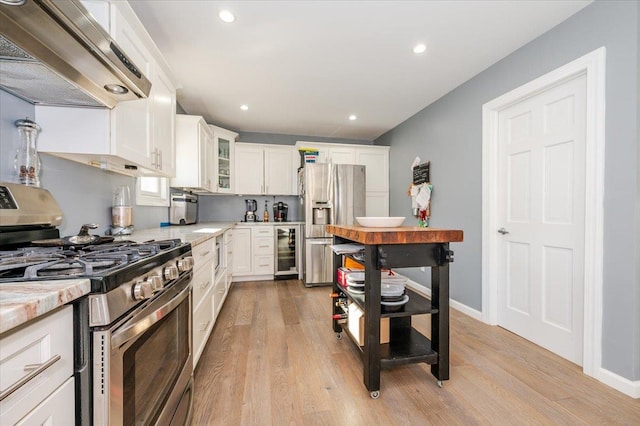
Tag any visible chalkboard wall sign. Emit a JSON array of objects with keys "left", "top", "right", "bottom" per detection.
[{"left": 412, "top": 161, "right": 430, "bottom": 184}]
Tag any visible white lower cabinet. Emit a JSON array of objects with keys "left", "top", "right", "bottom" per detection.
[
  {"left": 0, "top": 306, "right": 74, "bottom": 425},
  {"left": 191, "top": 238, "right": 215, "bottom": 368},
  {"left": 224, "top": 230, "right": 234, "bottom": 291},
  {"left": 213, "top": 269, "right": 227, "bottom": 318},
  {"left": 232, "top": 226, "right": 275, "bottom": 281},
  {"left": 192, "top": 282, "right": 214, "bottom": 368},
  {"left": 231, "top": 227, "right": 252, "bottom": 275},
  {"left": 16, "top": 377, "right": 75, "bottom": 426}
]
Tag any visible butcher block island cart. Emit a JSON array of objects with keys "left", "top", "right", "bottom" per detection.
[{"left": 326, "top": 225, "right": 463, "bottom": 398}]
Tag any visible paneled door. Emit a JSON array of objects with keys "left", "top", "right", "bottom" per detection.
[{"left": 497, "top": 73, "right": 587, "bottom": 365}]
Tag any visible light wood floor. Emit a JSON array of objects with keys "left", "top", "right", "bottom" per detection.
[{"left": 192, "top": 280, "right": 640, "bottom": 425}]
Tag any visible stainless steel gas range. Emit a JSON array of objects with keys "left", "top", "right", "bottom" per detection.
[{"left": 0, "top": 183, "right": 195, "bottom": 425}]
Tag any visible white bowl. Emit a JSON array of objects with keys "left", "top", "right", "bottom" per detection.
[{"left": 355, "top": 217, "right": 405, "bottom": 228}]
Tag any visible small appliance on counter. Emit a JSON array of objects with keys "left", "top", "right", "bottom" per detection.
[
  {"left": 244, "top": 199, "right": 258, "bottom": 222},
  {"left": 273, "top": 201, "right": 288, "bottom": 222},
  {"left": 110, "top": 185, "right": 133, "bottom": 235},
  {"left": 169, "top": 191, "right": 198, "bottom": 225}
]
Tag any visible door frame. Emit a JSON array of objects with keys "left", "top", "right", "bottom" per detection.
[{"left": 481, "top": 47, "right": 606, "bottom": 377}]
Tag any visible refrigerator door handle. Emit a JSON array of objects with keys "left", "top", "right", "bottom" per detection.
[{"left": 308, "top": 240, "right": 331, "bottom": 245}]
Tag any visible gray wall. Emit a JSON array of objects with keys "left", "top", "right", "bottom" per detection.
[
  {"left": 376, "top": 0, "right": 639, "bottom": 380},
  {"left": 1, "top": 91, "right": 168, "bottom": 237}
]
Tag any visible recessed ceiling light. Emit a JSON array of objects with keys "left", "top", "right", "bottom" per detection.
[
  {"left": 413, "top": 43, "right": 427, "bottom": 54},
  {"left": 240, "top": 104, "right": 249, "bottom": 111},
  {"left": 349, "top": 115, "right": 357, "bottom": 121},
  {"left": 218, "top": 10, "right": 235, "bottom": 23}
]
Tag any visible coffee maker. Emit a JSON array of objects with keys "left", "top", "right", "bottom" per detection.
[
  {"left": 244, "top": 199, "right": 257, "bottom": 222},
  {"left": 273, "top": 201, "right": 288, "bottom": 222}
]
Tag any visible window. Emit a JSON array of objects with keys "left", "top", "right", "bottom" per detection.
[{"left": 136, "top": 177, "right": 170, "bottom": 206}]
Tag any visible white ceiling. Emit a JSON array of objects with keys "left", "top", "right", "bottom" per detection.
[{"left": 129, "top": 0, "right": 591, "bottom": 141}]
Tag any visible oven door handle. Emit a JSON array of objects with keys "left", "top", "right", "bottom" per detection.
[{"left": 111, "top": 281, "right": 191, "bottom": 349}]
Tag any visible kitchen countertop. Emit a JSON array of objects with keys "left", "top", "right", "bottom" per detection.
[
  {"left": 325, "top": 225, "right": 464, "bottom": 245},
  {"left": 118, "top": 222, "right": 236, "bottom": 246},
  {"left": 124, "top": 221, "right": 304, "bottom": 246},
  {"left": 0, "top": 221, "right": 305, "bottom": 335},
  {"left": 0, "top": 279, "right": 90, "bottom": 335}
]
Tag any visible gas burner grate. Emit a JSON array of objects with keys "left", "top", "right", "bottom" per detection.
[{"left": 0, "top": 238, "right": 184, "bottom": 281}]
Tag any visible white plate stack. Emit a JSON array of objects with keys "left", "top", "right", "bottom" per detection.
[
  {"left": 346, "top": 271, "right": 365, "bottom": 294},
  {"left": 381, "top": 274, "right": 409, "bottom": 307}
]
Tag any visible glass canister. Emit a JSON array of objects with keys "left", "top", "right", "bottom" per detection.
[
  {"left": 14, "top": 118, "right": 42, "bottom": 187},
  {"left": 112, "top": 185, "right": 133, "bottom": 228}
]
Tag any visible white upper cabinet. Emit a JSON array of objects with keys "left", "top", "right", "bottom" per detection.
[
  {"left": 234, "top": 144, "right": 264, "bottom": 195},
  {"left": 172, "top": 115, "right": 214, "bottom": 192},
  {"left": 355, "top": 146, "right": 390, "bottom": 192},
  {"left": 235, "top": 143, "right": 297, "bottom": 195},
  {"left": 36, "top": 0, "right": 177, "bottom": 178},
  {"left": 296, "top": 141, "right": 355, "bottom": 164},
  {"left": 264, "top": 145, "right": 297, "bottom": 195},
  {"left": 209, "top": 125, "right": 238, "bottom": 193},
  {"left": 295, "top": 141, "right": 390, "bottom": 216}
]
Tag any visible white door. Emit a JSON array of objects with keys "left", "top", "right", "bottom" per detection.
[{"left": 497, "top": 73, "right": 587, "bottom": 365}]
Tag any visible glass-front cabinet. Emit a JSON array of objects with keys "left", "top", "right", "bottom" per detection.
[{"left": 209, "top": 125, "right": 238, "bottom": 193}]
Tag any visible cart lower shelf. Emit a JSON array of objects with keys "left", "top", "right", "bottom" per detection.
[{"left": 340, "top": 326, "right": 438, "bottom": 368}]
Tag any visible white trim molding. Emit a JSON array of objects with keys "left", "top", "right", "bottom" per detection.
[
  {"left": 482, "top": 48, "right": 606, "bottom": 384},
  {"left": 596, "top": 370, "right": 640, "bottom": 399},
  {"left": 403, "top": 277, "right": 483, "bottom": 321}
]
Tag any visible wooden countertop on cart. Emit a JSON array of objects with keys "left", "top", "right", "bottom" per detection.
[{"left": 326, "top": 225, "right": 463, "bottom": 245}]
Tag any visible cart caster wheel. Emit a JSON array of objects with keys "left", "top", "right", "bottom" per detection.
[
  {"left": 437, "top": 380, "right": 444, "bottom": 388},
  {"left": 336, "top": 333, "right": 342, "bottom": 340},
  {"left": 370, "top": 390, "right": 380, "bottom": 399}
]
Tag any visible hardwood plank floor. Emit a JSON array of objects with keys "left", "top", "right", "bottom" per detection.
[{"left": 193, "top": 280, "right": 640, "bottom": 425}]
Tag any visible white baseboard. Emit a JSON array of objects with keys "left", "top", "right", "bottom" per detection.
[
  {"left": 402, "top": 276, "right": 483, "bottom": 321},
  {"left": 596, "top": 368, "right": 640, "bottom": 399},
  {"left": 398, "top": 275, "right": 639, "bottom": 399}
]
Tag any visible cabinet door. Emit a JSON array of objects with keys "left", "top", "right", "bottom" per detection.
[
  {"left": 232, "top": 228, "right": 253, "bottom": 275},
  {"left": 110, "top": 4, "right": 153, "bottom": 169},
  {"left": 235, "top": 145, "right": 264, "bottom": 195},
  {"left": 355, "top": 147, "right": 389, "bottom": 192},
  {"left": 201, "top": 125, "right": 215, "bottom": 191},
  {"left": 365, "top": 191, "right": 390, "bottom": 217},
  {"left": 327, "top": 146, "right": 356, "bottom": 164},
  {"left": 152, "top": 66, "right": 176, "bottom": 177},
  {"left": 210, "top": 127, "right": 237, "bottom": 193},
  {"left": 264, "top": 146, "right": 295, "bottom": 195}
]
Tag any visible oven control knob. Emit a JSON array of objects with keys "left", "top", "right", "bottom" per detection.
[
  {"left": 177, "top": 256, "right": 194, "bottom": 272},
  {"left": 147, "top": 275, "right": 163, "bottom": 292},
  {"left": 164, "top": 265, "right": 179, "bottom": 280},
  {"left": 133, "top": 281, "right": 153, "bottom": 300}
]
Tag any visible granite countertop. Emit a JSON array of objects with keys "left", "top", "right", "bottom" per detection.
[
  {"left": 123, "top": 221, "right": 304, "bottom": 246},
  {"left": 0, "top": 279, "right": 90, "bottom": 335},
  {"left": 118, "top": 222, "right": 237, "bottom": 246},
  {"left": 0, "top": 221, "right": 305, "bottom": 335}
]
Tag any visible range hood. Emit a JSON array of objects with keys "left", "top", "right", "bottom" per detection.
[{"left": 0, "top": 0, "right": 151, "bottom": 109}]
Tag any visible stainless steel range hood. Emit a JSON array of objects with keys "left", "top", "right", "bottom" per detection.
[{"left": 0, "top": 0, "right": 151, "bottom": 109}]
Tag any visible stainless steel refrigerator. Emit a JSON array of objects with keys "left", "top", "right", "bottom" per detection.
[{"left": 302, "top": 163, "right": 365, "bottom": 287}]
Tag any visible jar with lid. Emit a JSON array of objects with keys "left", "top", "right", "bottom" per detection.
[{"left": 14, "top": 118, "right": 41, "bottom": 187}]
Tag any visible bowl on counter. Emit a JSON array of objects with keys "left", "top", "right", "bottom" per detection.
[{"left": 355, "top": 217, "right": 405, "bottom": 228}]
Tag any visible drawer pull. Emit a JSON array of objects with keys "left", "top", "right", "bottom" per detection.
[
  {"left": 200, "top": 251, "right": 210, "bottom": 257},
  {"left": 199, "top": 321, "right": 211, "bottom": 332},
  {"left": 0, "top": 355, "right": 61, "bottom": 402},
  {"left": 200, "top": 280, "right": 211, "bottom": 289}
]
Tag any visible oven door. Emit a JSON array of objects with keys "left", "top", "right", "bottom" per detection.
[{"left": 93, "top": 275, "right": 193, "bottom": 426}]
